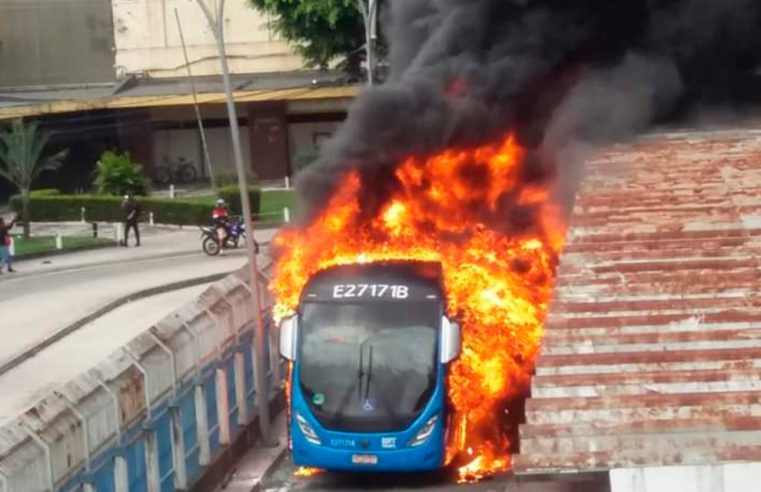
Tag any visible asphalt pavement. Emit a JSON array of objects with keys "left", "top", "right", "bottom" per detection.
[
  {"left": 262, "top": 459, "right": 610, "bottom": 492},
  {"left": 0, "top": 223, "right": 277, "bottom": 371},
  {"left": 0, "top": 283, "right": 212, "bottom": 426}
]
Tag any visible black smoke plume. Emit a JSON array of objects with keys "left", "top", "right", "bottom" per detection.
[{"left": 296, "top": 0, "right": 761, "bottom": 220}]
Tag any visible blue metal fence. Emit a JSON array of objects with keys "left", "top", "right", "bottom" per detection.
[
  {"left": 52, "top": 310, "right": 279, "bottom": 492},
  {"left": 126, "top": 438, "right": 147, "bottom": 492},
  {"left": 180, "top": 391, "right": 200, "bottom": 481}
]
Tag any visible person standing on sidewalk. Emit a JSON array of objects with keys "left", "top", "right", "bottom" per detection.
[
  {"left": 121, "top": 193, "right": 141, "bottom": 247},
  {"left": 0, "top": 215, "right": 17, "bottom": 273}
]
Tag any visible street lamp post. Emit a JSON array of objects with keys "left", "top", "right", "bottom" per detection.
[
  {"left": 193, "top": 0, "right": 272, "bottom": 445},
  {"left": 356, "top": 0, "right": 379, "bottom": 85}
]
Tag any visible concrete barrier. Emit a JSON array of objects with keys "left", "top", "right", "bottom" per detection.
[{"left": 0, "top": 262, "right": 281, "bottom": 492}]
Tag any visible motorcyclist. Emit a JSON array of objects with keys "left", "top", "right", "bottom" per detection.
[{"left": 212, "top": 198, "right": 230, "bottom": 254}]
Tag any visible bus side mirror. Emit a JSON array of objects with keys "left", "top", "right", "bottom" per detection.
[
  {"left": 279, "top": 316, "right": 297, "bottom": 361},
  {"left": 440, "top": 317, "right": 461, "bottom": 364}
]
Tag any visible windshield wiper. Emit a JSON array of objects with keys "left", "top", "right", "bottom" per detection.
[
  {"left": 363, "top": 346, "right": 374, "bottom": 404},
  {"left": 357, "top": 342, "right": 365, "bottom": 400}
]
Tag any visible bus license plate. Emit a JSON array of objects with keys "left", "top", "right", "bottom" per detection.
[{"left": 352, "top": 454, "right": 378, "bottom": 465}]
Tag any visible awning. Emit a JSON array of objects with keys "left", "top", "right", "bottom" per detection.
[
  {"left": 0, "top": 86, "right": 359, "bottom": 121},
  {"left": 0, "top": 70, "right": 361, "bottom": 120}
]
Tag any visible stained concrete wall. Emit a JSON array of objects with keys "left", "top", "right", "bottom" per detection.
[
  {"left": 0, "top": 0, "right": 115, "bottom": 87},
  {"left": 112, "top": 0, "right": 304, "bottom": 78},
  {"left": 0, "top": 262, "right": 280, "bottom": 492}
]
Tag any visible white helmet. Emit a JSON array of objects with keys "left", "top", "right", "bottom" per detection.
[{"left": 216, "top": 199, "right": 225, "bottom": 206}]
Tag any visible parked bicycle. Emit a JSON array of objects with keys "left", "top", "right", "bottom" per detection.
[{"left": 153, "top": 156, "right": 198, "bottom": 185}]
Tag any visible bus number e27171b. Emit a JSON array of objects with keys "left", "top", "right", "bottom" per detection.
[{"left": 332, "top": 284, "right": 409, "bottom": 299}]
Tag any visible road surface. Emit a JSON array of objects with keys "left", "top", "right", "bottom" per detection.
[
  {"left": 261, "top": 458, "right": 610, "bottom": 492},
  {"left": 0, "top": 283, "right": 212, "bottom": 426},
  {"left": 0, "top": 250, "right": 250, "bottom": 367}
]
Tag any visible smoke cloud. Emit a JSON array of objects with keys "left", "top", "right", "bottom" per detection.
[{"left": 296, "top": 0, "right": 761, "bottom": 220}]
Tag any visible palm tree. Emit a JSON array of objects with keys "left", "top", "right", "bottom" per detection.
[{"left": 0, "top": 119, "right": 67, "bottom": 238}]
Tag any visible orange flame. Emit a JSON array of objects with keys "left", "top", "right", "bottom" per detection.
[
  {"left": 293, "top": 467, "right": 323, "bottom": 478},
  {"left": 271, "top": 134, "right": 565, "bottom": 481}
]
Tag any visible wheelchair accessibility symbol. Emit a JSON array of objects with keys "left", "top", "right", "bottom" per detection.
[{"left": 363, "top": 398, "right": 375, "bottom": 412}]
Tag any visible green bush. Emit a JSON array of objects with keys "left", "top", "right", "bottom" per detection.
[
  {"left": 30, "top": 189, "right": 61, "bottom": 197},
  {"left": 93, "top": 150, "right": 148, "bottom": 196},
  {"left": 216, "top": 185, "right": 261, "bottom": 216},
  {"left": 10, "top": 186, "right": 266, "bottom": 226},
  {"left": 142, "top": 198, "right": 212, "bottom": 226},
  {"left": 9, "top": 194, "right": 214, "bottom": 226}
]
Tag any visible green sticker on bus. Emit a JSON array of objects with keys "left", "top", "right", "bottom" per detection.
[{"left": 313, "top": 393, "right": 325, "bottom": 405}]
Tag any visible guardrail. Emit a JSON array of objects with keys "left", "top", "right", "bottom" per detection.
[{"left": 0, "top": 262, "right": 281, "bottom": 492}]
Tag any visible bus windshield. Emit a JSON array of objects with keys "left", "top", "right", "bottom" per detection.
[{"left": 298, "top": 301, "right": 440, "bottom": 433}]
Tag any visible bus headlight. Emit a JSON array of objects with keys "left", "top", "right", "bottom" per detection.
[
  {"left": 296, "top": 414, "right": 321, "bottom": 445},
  {"left": 408, "top": 415, "right": 439, "bottom": 447}
]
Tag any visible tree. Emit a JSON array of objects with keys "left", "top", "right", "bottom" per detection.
[
  {"left": 93, "top": 150, "right": 148, "bottom": 196},
  {"left": 0, "top": 119, "right": 67, "bottom": 238},
  {"left": 249, "top": 0, "right": 381, "bottom": 75}
]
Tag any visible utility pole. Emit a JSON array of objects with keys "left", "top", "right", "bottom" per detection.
[
  {"left": 175, "top": 8, "right": 216, "bottom": 189},
  {"left": 356, "top": 0, "right": 379, "bottom": 85},
  {"left": 193, "top": 0, "right": 272, "bottom": 445}
]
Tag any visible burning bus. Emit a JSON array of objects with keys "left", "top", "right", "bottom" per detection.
[
  {"left": 278, "top": 261, "right": 462, "bottom": 472},
  {"left": 270, "top": 134, "right": 564, "bottom": 480}
]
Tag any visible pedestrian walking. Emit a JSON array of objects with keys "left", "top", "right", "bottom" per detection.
[
  {"left": 0, "top": 215, "right": 17, "bottom": 273},
  {"left": 121, "top": 193, "right": 141, "bottom": 247}
]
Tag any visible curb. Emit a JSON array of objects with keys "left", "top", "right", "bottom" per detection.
[
  {"left": 15, "top": 241, "right": 118, "bottom": 261},
  {"left": 11, "top": 242, "right": 271, "bottom": 281},
  {"left": 11, "top": 249, "right": 203, "bottom": 280},
  {"left": 196, "top": 393, "right": 288, "bottom": 492},
  {"left": 0, "top": 271, "right": 233, "bottom": 377},
  {"left": 251, "top": 443, "right": 289, "bottom": 492}
]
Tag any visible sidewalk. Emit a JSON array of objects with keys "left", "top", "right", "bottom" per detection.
[{"left": 10, "top": 222, "right": 277, "bottom": 277}]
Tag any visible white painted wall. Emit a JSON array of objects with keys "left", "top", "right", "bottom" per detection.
[
  {"left": 112, "top": 0, "right": 304, "bottom": 78},
  {"left": 611, "top": 464, "right": 761, "bottom": 492}
]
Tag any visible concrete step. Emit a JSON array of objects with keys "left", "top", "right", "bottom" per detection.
[
  {"left": 519, "top": 416, "right": 761, "bottom": 441},
  {"left": 524, "top": 390, "right": 761, "bottom": 425},
  {"left": 544, "top": 308, "right": 761, "bottom": 331},
  {"left": 542, "top": 319, "right": 761, "bottom": 343},
  {"left": 518, "top": 428, "right": 761, "bottom": 460},
  {"left": 535, "top": 347, "right": 761, "bottom": 376},
  {"left": 512, "top": 444, "right": 761, "bottom": 475},
  {"left": 531, "top": 369, "right": 761, "bottom": 398}
]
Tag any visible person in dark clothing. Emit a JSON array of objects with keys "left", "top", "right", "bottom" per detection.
[
  {"left": 122, "top": 193, "right": 141, "bottom": 247},
  {"left": 0, "top": 215, "right": 17, "bottom": 273}
]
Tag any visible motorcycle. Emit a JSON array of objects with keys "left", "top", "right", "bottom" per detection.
[{"left": 200, "top": 217, "right": 258, "bottom": 256}]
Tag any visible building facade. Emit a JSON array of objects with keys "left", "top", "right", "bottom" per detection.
[
  {"left": 0, "top": 0, "right": 115, "bottom": 87},
  {"left": 0, "top": 0, "right": 356, "bottom": 188},
  {"left": 112, "top": 0, "right": 303, "bottom": 78}
]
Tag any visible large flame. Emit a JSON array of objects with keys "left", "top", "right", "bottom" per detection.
[{"left": 271, "top": 134, "right": 565, "bottom": 481}]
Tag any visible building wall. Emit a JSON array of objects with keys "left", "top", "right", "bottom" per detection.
[
  {"left": 112, "top": 0, "right": 304, "bottom": 78},
  {"left": 148, "top": 103, "right": 344, "bottom": 182},
  {"left": 153, "top": 126, "right": 254, "bottom": 183},
  {"left": 0, "top": 0, "right": 115, "bottom": 87},
  {"left": 288, "top": 121, "right": 340, "bottom": 171}
]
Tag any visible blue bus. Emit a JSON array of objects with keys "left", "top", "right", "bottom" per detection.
[{"left": 278, "top": 261, "right": 462, "bottom": 472}]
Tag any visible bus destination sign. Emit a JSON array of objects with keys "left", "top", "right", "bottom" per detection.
[{"left": 332, "top": 284, "right": 409, "bottom": 299}]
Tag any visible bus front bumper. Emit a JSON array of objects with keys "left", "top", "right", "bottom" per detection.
[{"left": 291, "top": 436, "right": 445, "bottom": 472}]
